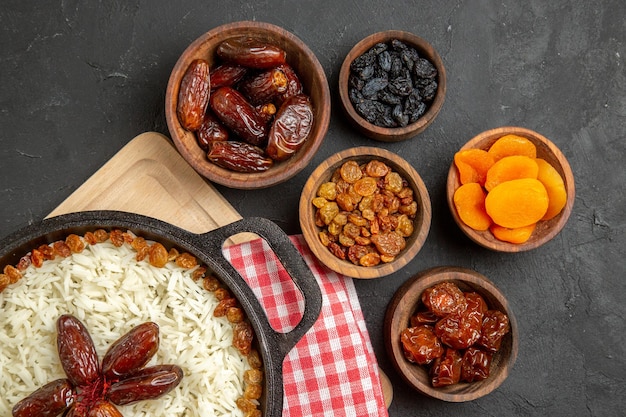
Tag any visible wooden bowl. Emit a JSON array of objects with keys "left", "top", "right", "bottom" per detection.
[
  {"left": 384, "top": 266, "right": 519, "bottom": 402},
  {"left": 165, "top": 21, "right": 331, "bottom": 189},
  {"left": 446, "top": 126, "right": 575, "bottom": 252},
  {"left": 299, "top": 147, "right": 431, "bottom": 279},
  {"left": 338, "top": 30, "right": 446, "bottom": 142}
]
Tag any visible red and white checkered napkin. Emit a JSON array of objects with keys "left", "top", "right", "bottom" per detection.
[{"left": 223, "top": 235, "right": 389, "bottom": 417}]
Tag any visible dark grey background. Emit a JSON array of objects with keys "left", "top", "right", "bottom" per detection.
[{"left": 1, "top": 1, "right": 625, "bottom": 416}]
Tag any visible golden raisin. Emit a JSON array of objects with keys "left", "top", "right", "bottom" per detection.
[
  {"left": 65, "top": 234, "right": 85, "bottom": 253},
  {"left": 148, "top": 242, "right": 168, "bottom": 267},
  {"left": 203, "top": 276, "right": 221, "bottom": 292},
  {"left": 244, "top": 369, "right": 264, "bottom": 384},
  {"left": 4, "top": 265, "right": 21, "bottom": 284},
  {"left": 175, "top": 252, "right": 198, "bottom": 269},
  {"left": 243, "top": 383, "right": 262, "bottom": 400},
  {"left": 109, "top": 229, "right": 125, "bottom": 247},
  {"left": 226, "top": 306, "right": 244, "bottom": 323},
  {"left": 52, "top": 241, "right": 71, "bottom": 258},
  {"left": 247, "top": 350, "right": 263, "bottom": 369},
  {"left": 30, "top": 249, "right": 44, "bottom": 268}
]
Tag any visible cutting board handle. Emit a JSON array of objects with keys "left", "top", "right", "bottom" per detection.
[{"left": 196, "top": 217, "right": 323, "bottom": 356}]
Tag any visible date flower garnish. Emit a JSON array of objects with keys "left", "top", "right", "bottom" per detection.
[{"left": 12, "top": 314, "right": 183, "bottom": 417}]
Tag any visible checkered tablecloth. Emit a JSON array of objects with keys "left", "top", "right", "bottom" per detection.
[{"left": 223, "top": 235, "right": 389, "bottom": 417}]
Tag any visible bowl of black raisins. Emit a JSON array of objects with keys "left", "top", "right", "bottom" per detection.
[{"left": 339, "top": 31, "right": 446, "bottom": 142}]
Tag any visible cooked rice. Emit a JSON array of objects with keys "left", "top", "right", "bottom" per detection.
[{"left": 0, "top": 238, "right": 252, "bottom": 416}]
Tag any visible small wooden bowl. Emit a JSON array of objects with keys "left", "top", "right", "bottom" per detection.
[
  {"left": 299, "top": 147, "right": 431, "bottom": 279},
  {"left": 384, "top": 266, "right": 519, "bottom": 402},
  {"left": 338, "top": 30, "right": 446, "bottom": 142},
  {"left": 165, "top": 21, "right": 331, "bottom": 189},
  {"left": 446, "top": 126, "right": 575, "bottom": 252}
]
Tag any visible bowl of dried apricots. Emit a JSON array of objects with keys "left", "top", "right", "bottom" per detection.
[
  {"left": 446, "top": 126, "right": 575, "bottom": 252},
  {"left": 384, "top": 266, "right": 519, "bottom": 402},
  {"left": 299, "top": 147, "right": 432, "bottom": 279}
]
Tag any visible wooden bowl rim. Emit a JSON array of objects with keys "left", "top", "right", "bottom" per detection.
[
  {"left": 338, "top": 30, "right": 447, "bottom": 142},
  {"left": 165, "top": 20, "right": 331, "bottom": 189},
  {"left": 299, "top": 146, "right": 432, "bottom": 279},
  {"left": 384, "top": 266, "right": 519, "bottom": 402},
  {"left": 446, "top": 126, "right": 576, "bottom": 252}
]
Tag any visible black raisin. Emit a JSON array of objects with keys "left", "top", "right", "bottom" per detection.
[
  {"left": 378, "top": 50, "right": 392, "bottom": 72},
  {"left": 378, "top": 88, "right": 402, "bottom": 105},
  {"left": 414, "top": 58, "right": 438, "bottom": 79},
  {"left": 370, "top": 42, "right": 389, "bottom": 55},
  {"left": 391, "top": 39, "right": 409, "bottom": 51},
  {"left": 392, "top": 104, "right": 409, "bottom": 127},
  {"left": 419, "top": 79, "right": 438, "bottom": 101},
  {"left": 388, "top": 77, "right": 413, "bottom": 96},
  {"left": 361, "top": 77, "right": 388, "bottom": 99}
]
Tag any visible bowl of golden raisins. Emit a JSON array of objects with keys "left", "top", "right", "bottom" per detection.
[
  {"left": 299, "top": 147, "right": 431, "bottom": 279},
  {"left": 446, "top": 126, "right": 575, "bottom": 252},
  {"left": 165, "top": 21, "right": 331, "bottom": 189},
  {"left": 384, "top": 266, "right": 519, "bottom": 402}
]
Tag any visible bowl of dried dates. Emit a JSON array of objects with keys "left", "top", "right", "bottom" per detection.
[
  {"left": 446, "top": 126, "right": 575, "bottom": 252},
  {"left": 166, "top": 21, "right": 331, "bottom": 189},
  {"left": 384, "top": 266, "right": 519, "bottom": 402},
  {"left": 298, "top": 146, "right": 432, "bottom": 279},
  {"left": 339, "top": 30, "right": 446, "bottom": 142}
]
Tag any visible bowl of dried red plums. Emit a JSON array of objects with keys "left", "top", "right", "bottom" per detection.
[
  {"left": 384, "top": 266, "right": 518, "bottom": 402},
  {"left": 298, "top": 146, "right": 432, "bottom": 279},
  {"left": 166, "top": 21, "right": 331, "bottom": 189},
  {"left": 338, "top": 30, "right": 446, "bottom": 142},
  {"left": 446, "top": 126, "right": 575, "bottom": 252}
]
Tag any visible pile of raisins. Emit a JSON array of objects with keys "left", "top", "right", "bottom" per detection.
[
  {"left": 400, "top": 281, "right": 510, "bottom": 387},
  {"left": 312, "top": 159, "right": 417, "bottom": 267},
  {"left": 176, "top": 36, "right": 313, "bottom": 173},
  {"left": 348, "top": 39, "right": 438, "bottom": 128}
]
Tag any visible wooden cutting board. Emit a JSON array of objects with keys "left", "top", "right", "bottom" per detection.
[
  {"left": 47, "top": 131, "right": 393, "bottom": 407},
  {"left": 47, "top": 131, "right": 256, "bottom": 244}
]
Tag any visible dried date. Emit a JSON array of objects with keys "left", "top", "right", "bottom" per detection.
[
  {"left": 238, "top": 67, "right": 289, "bottom": 105},
  {"left": 101, "top": 322, "right": 159, "bottom": 380},
  {"left": 209, "top": 63, "right": 248, "bottom": 90},
  {"left": 82, "top": 400, "right": 123, "bottom": 417},
  {"left": 217, "top": 36, "right": 287, "bottom": 69},
  {"left": 210, "top": 87, "right": 267, "bottom": 146},
  {"left": 177, "top": 59, "right": 211, "bottom": 132},
  {"left": 11, "top": 379, "right": 74, "bottom": 417},
  {"left": 266, "top": 94, "right": 314, "bottom": 162},
  {"left": 107, "top": 365, "right": 184, "bottom": 406},
  {"left": 207, "top": 141, "right": 273, "bottom": 172},
  {"left": 57, "top": 314, "right": 101, "bottom": 387},
  {"left": 196, "top": 112, "right": 229, "bottom": 151},
  {"left": 275, "top": 63, "right": 303, "bottom": 104}
]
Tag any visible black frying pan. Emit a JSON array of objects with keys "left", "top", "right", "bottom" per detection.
[{"left": 0, "top": 210, "right": 323, "bottom": 417}]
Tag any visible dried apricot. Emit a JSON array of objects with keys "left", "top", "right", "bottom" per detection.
[
  {"left": 535, "top": 158, "right": 567, "bottom": 220},
  {"left": 487, "top": 134, "right": 537, "bottom": 161},
  {"left": 484, "top": 155, "right": 539, "bottom": 192},
  {"left": 490, "top": 223, "right": 536, "bottom": 244},
  {"left": 454, "top": 149, "right": 495, "bottom": 186},
  {"left": 453, "top": 183, "right": 492, "bottom": 231},
  {"left": 485, "top": 178, "right": 549, "bottom": 228}
]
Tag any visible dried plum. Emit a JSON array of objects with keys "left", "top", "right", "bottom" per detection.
[{"left": 347, "top": 38, "right": 438, "bottom": 128}]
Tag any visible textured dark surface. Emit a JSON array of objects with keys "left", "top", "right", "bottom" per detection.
[{"left": 1, "top": 1, "right": 625, "bottom": 415}]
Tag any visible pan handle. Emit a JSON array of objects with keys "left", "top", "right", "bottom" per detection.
[{"left": 195, "top": 217, "right": 323, "bottom": 359}]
